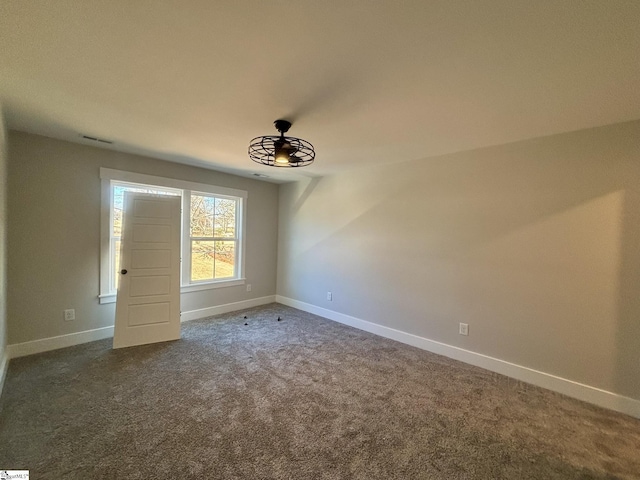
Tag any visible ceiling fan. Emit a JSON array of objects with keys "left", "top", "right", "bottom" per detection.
[{"left": 248, "top": 119, "right": 315, "bottom": 168}]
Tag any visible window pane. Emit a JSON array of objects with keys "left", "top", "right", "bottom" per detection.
[
  {"left": 190, "top": 240, "right": 236, "bottom": 282},
  {"left": 113, "top": 186, "right": 125, "bottom": 236},
  {"left": 114, "top": 208, "right": 123, "bottom": 237},
  {"left": 190, "top": 194, "right": 214, "bottom": 237},
  {"left": 113, "top": 238, "right": 121, "bottom": 289},
  {"left": 214, "top": 198, "right": 236, "bottom": 238},
  {"left": 191, "top": 240, "right": 215, "bottom": 281},
  {"left": 214, "top": 241, "right": 235, "bottom": 278}
]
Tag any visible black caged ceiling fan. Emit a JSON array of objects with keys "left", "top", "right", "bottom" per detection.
[{"left": 248, "top": 119, "right": 315, "bottom": 168}]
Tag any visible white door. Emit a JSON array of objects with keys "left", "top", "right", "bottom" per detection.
[{"left": 113, "top": 192, "right": 182, "bottom": 349}]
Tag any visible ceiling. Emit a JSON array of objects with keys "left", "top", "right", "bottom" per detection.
[{"left": 1, "top": 1, "right": 639, "bottom": 183}]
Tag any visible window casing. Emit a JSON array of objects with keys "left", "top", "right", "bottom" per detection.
[{"left": 99, "top": 168, "right": 247, "bottom": 304}]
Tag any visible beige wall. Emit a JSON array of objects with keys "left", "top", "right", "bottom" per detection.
[
  {"left": 277, "top": 120, "right": 640, "bottom": 401},
  {"left": 0, "top": 108, "right": 7, "bottom": 369},
  {"left": 7, "top": 131, "right": 279, "bottom": 345}
]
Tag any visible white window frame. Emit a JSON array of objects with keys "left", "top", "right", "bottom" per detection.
[
  {"left": 99, "top": 168, "right": 247, "bottom": 304},
  {"left": 183, "top": 191, "right": 242, "bottom": 286}
]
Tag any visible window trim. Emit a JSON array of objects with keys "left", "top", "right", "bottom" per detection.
[{"left": 99, "top": 168, "right": 247, "bottom": 304}]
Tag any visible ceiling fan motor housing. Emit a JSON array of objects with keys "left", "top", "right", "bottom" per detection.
[{"left": 274, "top": 119, "right": 292, "bottom": 134}]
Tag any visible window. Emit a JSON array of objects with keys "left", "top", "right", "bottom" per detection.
[
  {"left": 188, "top": 193, "right": 239, "bottom": 282},
  {"left": 99, "top": 169, "right": 247, "bottom": 304}
]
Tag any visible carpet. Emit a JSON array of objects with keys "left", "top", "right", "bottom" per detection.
[{"left": 1, "top": 303, "right": 639, "bottom": 479}]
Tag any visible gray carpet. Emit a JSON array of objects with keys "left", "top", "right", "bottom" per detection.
[{"left": 1, "top": 304, "right": 639, "bottom": 479}]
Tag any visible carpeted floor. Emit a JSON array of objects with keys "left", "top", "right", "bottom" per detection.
[{"left": 1, "top": 303, "right": 639, "bottom": 479}]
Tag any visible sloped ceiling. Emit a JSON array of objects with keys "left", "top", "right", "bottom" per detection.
[{"left": 1, "top": 1, "right": 639, "bottom": 182}]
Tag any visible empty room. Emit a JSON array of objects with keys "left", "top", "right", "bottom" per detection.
[{"left": 1, "top": 1, "right": 639, "bottom": 479}]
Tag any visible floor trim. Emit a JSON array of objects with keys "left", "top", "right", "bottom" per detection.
[
  {"left": 276, "top": 295, "right": 640, "bottom": 419},
  {"left": 7, "top": 296, "right": 276, "bottom": 359},
  {"left": 180, "top": 295, "right": 275, "bottom": 322},
  {"left": 8, "top": 326, "right": 115, "bottom": 359}
]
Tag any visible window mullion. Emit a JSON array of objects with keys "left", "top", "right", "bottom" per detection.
[{"left": 190, "top": 237, "right": 238, "bottom": 242}]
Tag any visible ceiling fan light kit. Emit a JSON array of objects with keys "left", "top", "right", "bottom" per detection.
[{"left": 249, "top": 119, "right": 315, "bottom": 168}]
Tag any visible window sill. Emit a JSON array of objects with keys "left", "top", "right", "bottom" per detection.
[
  {"left": 98, "top": 278, "right": 246, "bottom": 304},
  {"left": 98, "top": 294, "right": 117, "bottom": 305}
]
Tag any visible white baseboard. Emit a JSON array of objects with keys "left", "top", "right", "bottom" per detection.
[
  {"left": 180, "top": 295, "right": 276, "bottom": 322},
  {"left": 275, "top": 295, "right": 640, "bottom": 419},
  {"left": 0, "top": 349, "right": 9, "bottom": 398},
  {"left": 8, "top": 326, "right": 115, "bottom": 359},
  {"left": 7, "top": 296, "right": 276, "bottom": 359}
]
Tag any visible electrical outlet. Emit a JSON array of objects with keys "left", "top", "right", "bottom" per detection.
[
  {"left": 246, "top": 284, "right": 252, "bottom": 292},
  {"left": 459, "top": 323, "right": 469, "bottom": 336},
  {"left": 64, "top": 309, "right": 75, "bottom": 321},
  {"left": 327, "top": 291, "right": 332, "bottom": 301}
]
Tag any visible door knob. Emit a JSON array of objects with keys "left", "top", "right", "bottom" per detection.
[{"left": 121, "top": 269, "right": 128, "bottom": 275}]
